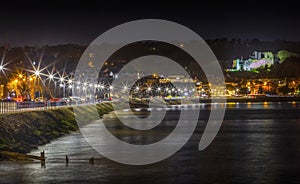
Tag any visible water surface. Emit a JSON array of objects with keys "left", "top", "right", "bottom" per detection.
[{"left": 1, "top": 102, "right": 300, "bottom": 183}]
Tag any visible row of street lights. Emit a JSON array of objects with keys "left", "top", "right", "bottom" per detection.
[{"left": 0, "top": 61, "right": 201, "bottom": 100}]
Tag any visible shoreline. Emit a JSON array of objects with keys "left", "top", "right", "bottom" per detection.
[
  {"left": 129, "top": 96, "right": 300, "bottom": 107},
  {"left": 0, "top": 98, "right": 299, "bottom": 160},
  {"left": 198, "top": 96, "right": 300, "bottom": 103},
  {"left": 0, "top": 103, "right": 113, "bottom": 160}
]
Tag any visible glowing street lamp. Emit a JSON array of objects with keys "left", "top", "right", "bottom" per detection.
[
  {"left": 48, "top": 74, "right": 56, "bottom": 97},
  {"left": 60, "top": 83, "right": 65, "bottom": 98},
  {"left": 35, "top": 70, "right": 40, "bottom": 76},
  {"left": 109, "top": 86, "right": 114, "bottom": 98}
]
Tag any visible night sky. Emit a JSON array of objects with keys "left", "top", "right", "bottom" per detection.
[{"left": 1, "top": 0, "right": 299, "bottom": 46}]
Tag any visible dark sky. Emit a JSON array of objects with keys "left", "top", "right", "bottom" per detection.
[{"left": 1, "top": 0, "right": 299, "bottom": 46}]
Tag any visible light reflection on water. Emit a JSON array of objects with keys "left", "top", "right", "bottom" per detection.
[{"left": 0, "top": 102, "right": 300, "bottom": 183}]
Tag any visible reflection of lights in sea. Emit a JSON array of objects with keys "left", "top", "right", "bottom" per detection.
[{"left": 247, "top": 102, "right": 251, "bottom": 107}]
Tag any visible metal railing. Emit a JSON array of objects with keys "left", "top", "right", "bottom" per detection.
[{"left": 0, "top": 101, "right": 72, "bottom": 114}]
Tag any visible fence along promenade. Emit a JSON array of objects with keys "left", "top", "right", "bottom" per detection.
[{"left": 0, "top": 100, "right": 83, "bottom": 114}]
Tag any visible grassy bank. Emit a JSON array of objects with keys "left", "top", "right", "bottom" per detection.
[{"left": 0, "top": 103, "right": 113, "bottom": 157}]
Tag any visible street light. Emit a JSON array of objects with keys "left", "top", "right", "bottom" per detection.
[
  {"left": 60, "top": 83, "right": 65, "bottom": 98},
  {"left": 33, "top": 70, "right": 41, "bottom": 99},
  {"left": 35, "top": 70, "right": 40, "bottom": 76},
  {"left": 109, "top": 86, "right": 113, "bottom": 98}
]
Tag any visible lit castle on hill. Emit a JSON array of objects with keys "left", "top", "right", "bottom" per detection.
[
  {"left": 229, "top": 51, "right": 275, "bottom": 72},
  {"left": 227, "top": 50, "right": 299, "bottom": 72}
]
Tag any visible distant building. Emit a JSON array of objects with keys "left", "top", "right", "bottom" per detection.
[{"left": 229, "top": 51, "right": 275, "bottom": 71}]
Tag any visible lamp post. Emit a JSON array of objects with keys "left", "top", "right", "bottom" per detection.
[
  {"left": 60, "top": 77, "right": 65, "bottom": 98},
  {"left": 59, "top": 83, "right": 65, "bottom": 98},
  {"left": 157, "top": 87, "right": 161, "bottom": 97},
  {"left": 34, "top": 70, "right": 41, "bottom": 99},
  {"left": 48, "top": 74, "right": 56, "bottom": 97},
  {"left": 68, "top": 79, "right": 72, "bottom": 97},
  {"left": 109, "top": 85, "right": 113, "bottom": 99}
]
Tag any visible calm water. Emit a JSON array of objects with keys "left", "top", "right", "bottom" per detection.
[{"left": 1, "top": 102, "right": 300, "bottom": 183}]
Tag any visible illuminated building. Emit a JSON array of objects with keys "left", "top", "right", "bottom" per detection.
[{"left": 230, "top": 51, "right": 275, "bottom": 71}]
